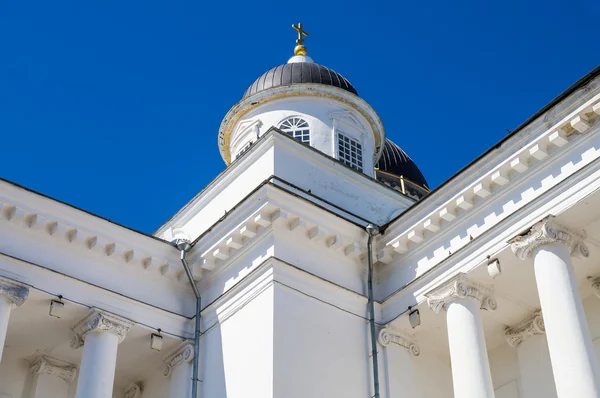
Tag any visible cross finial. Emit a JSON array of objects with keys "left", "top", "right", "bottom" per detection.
[{"left": 291, "top": 23, "right": 309, "bottom": 55}]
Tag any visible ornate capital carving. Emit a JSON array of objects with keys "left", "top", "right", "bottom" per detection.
[
  {"left": 30, "top": 356, "right": 77, "bottom": 383},
  {"left": 588, "top": 275, "right": 600, "bottom": 299},
  {"left": 71, "top": 308, "right": 134, "bottom": 348},
  {"left": 378, "top": 326, "right": 420, "bottom": 356},
  {"left": 426, "top": 273, "right": 497, "bottom": 313},
  {"left": 164, "top": 340, "right": 195, "bottom": 377},
  {"left": 511, "top": 217, "right": 588, "bottom": 260},
  {"left": 125, "top": 383, "right": 142, "bottom": 398},
  {"left": 0, "top": 277, "right": 29, "bottom": 307},
  {"left": 505, "top": 310, "right": 545, "bottom": 348}
]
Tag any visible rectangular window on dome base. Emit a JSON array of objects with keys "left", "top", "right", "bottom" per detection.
[{"left": 337, "top": 132, "right": 363, "bottom": 172}]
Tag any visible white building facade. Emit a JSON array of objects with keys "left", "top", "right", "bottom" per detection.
[{"left": 1, "top": 27, "right": 600, "bottom": 398}]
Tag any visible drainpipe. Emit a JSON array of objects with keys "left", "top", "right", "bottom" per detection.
[
  {"left": 176, "top": 238, "right": 201, "bottom": 398},
  {"left": 366, "top": 224, "right": 380, "bottom": 398}
]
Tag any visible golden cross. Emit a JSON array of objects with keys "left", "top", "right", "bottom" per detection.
[{"left": 292, "top": 23, "right": 309, "bottom": 46}]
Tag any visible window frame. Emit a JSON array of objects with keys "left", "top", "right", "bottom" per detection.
[
  {"left": 336, "top": 131, "right": 364, "bottom": 172},
  {"left": 278, "top": 117, "right": 311, "bottom": 145}
]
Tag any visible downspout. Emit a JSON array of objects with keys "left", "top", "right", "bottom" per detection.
[
  {"left": 176, "top": 239, "right": 201, "bottom": 398},
  {"left": 366, "top": 224, "right": 380, "bottom": 398}
]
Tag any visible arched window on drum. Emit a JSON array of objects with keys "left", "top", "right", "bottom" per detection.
[{"left": 278, "top": 117, "right": 310, "bottom": 144}]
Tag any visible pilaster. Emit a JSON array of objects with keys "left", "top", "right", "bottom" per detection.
[
  {"left": 377, "top": 326, "right": 420, "bottom": 356},
  {"left": 510, "top": 216, "right": 588, "bottom": 260},
  {"left": 505, "top": 310, "right": 545, "bottom": 347},
  {"left": 426, "top": 273, "right": 496, "bottom": 313},
  {"left": 163, "top": 340, "right": 195, "bottom": 377},
  {"left": 29, "top": 356, "right": 77, "bottom": 383}
]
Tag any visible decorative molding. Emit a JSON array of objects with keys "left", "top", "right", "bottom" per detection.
[
  {"left": 377, "top": 326, "right": 420, "bottom": 356},
  {"left": 124, "top": 383, "right": 142, "bottom": 398},
  {"left": 29, "top": 356, "right": 77, "bottom": 383},
  {"left": 426, "top": 273, "right": 497, "bottom": 313},
  {"left": 588, "top": 275, "right": 600, "bottom": 299},
  {"left": 0, "top": 277, "right": 28, "bottom": 307},
  {"left": 71, "top": 308, "right": 134, "bottom": 348},
  {"left": 505, "top": 310, "right": 545, "bottom": 347},
  {"left": 510, "top": 216, "right": 589, "bottom": 260},
  {"left": 163, "top": 340, "right": 195, "bottom": 377},
  {"left": 381, "top": 94, "right": 600, "bottom": 264},
  {"left": 0, "top": 198, "right": 182, "bottom": 282}
]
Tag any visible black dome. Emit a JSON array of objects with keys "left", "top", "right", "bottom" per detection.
[
  {"left": 242, "top": 62, "right": 358, "bottom": 99},
  {"left": 376, "top": 139, "right": 429, "bottom": 190}
]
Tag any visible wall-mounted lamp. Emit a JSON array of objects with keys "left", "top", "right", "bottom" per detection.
[
  {"left": 408, "top": 307, "right": 421, "bottom": 329},
  {"left": 49, "top": 298, "right": 65, "bottom": 318},
  {"left": 487, "top": 258, "right": 501, "bottom": 279},
  {"left": 150, "top": 331, "right": 163, "bottom": 351}
]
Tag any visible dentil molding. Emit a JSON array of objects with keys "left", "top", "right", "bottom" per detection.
[
  {"left": 163, "top": 340, "right": 195, "bottom": 377},
  {"left": 377, "top": 326, "right": 420, "bottom": 356},
  {"left": 71, "top": 308, "right": 134, "bottom": 348},
  {"left": 511, "top": 216, "right": 589, "bottom": 260},
  {"left": 0, "top": 277, "right": 29, "bottom": 307},
  {"left": 505, "top": 310, "right": 545, "bottom": 348},
  {"left": 426, "top": 273, "right": 497, "bottom": 313},
  {"left": 125, "top": 383, "right": 142, "bottom": 398},
  {"left": 29, "top": 356, "right": 77, "bottom": 383}
]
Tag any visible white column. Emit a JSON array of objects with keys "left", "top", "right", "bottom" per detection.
[
  {"left": 0, "top": 277, "right": 28, "bottom": 362},
  {"left": 427, "top": 273, "right": 496, "bottom": 398},
  {"left": 378, "top": 326, "right": 422, "bottom": 398},
  {"left": 71, "top": 308, "right": 134, "bottom": 398},
  {"left": 164, "top": 341, "right": 195, "bottom": 398},
  {"left": 512, "top": 218, "right": 600, "bottom": 397},
  {"left": 28, "top": 356, "right": 77, "bottom": 398},
  {"left": 505, "top": 311, "right": 557, "bottom": 398}
]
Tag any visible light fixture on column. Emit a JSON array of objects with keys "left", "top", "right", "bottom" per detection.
[
  {"left": 150, "top": 330, "right": 163, "bottom": 351},
  {"left": 49, "top": 297, "right": 65, "bottom": 318},
  {"left": 487, "top": 258, "right": 501, "bottom": 279},
  {"left": 408, "top": 307, "right": 421, "bottom": 329}
]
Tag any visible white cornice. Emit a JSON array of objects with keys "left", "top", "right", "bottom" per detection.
[{"left": 381, "top": 91, "right": 600, "bottom": 266}]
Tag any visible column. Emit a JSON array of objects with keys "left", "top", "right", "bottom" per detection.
[
  {"left": 378, "top": 326, "right": 422, "bottom": 398},
  {"left": 505, "top": 311, "right": 557, "bottom": 398},
  {"left": 164, "top": 341, "right": 195, "bottom": 398},
  {"left": 71, "top": 308, "right": 134, "bottom": 398},
  {"left": 28, "top": 356, "right": 77, "bottom": 398},
  {"left": 511, "top": 217, "right": 600, "bottom": 397},
  {"left": 0, "top": 277, "right": 29, "bottom": 362},
  {"left": 426, "top": 273, "right": 496, "bottom": 398}
]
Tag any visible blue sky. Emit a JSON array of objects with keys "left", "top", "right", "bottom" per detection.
[{"left": 0, "top": 1, "right": 598, "bottom": 234}]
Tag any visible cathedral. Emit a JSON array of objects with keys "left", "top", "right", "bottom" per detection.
[{"left": 1, "top": 22, "right": 600, "bottom": 398}]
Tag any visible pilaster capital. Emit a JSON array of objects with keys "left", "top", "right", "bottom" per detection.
[
  {"left": 125, "top": 383, "right": 142, "bottom": 398},
  {"left": 163, "top": 340, "right": 195, "bottom": 377},
  {"left": 510, "top": 217, "right": 588, "bottom": 260},
  {"left": 0, "top": 277, "right": 29, "bottom": 307},
  {"left": 71, "top": 308, "right": 134, "bottom": 348},
  {"left": 29, "top": 356, "right": 77, "bottom": 383},
  {"left": 588, "top": 275, "right": 600, "bottom": 299},
  {"left": 377, "top": 326, "right": 420, "bottom": 356},
  {"left": 426, "top": 273, "right": 497, "bottom": 313},
  {"left": 505, "top": 310, "right": 545, "bottom": 347}
]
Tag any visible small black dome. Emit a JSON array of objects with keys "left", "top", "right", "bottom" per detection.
[
  {"left": 376, "top": 139, "right": 429, "bottom": 193},
  {"left": 242, "top": 62, "right": 358, "bottom": 99}
]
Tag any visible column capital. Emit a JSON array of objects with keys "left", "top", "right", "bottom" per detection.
[
  {"left": 511, "top": 217, "right": 588, "bottom": 260},
  {"left": 426, "top": 273, "right": 496, "bottom": 313},
  {"left": 0, "top": 277, "right": 29, "bottom": 307},
  {"left": 505, "top": 310, "right": 545, "bottom": 347},
  {"left": 125, "top": 383, "right": 142, "bottom": 398},
  {"left": 378, "top": 326, "right": 420, "bottom": 356},
  {"left": 71, "top": 308, "right": 134, "bottom": 348},
  {"left": 30, "top": 356, "right": 77, "bottom": 383},
  {"left": 163, "top": 340, "right": 195, "bottom": 377}
]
